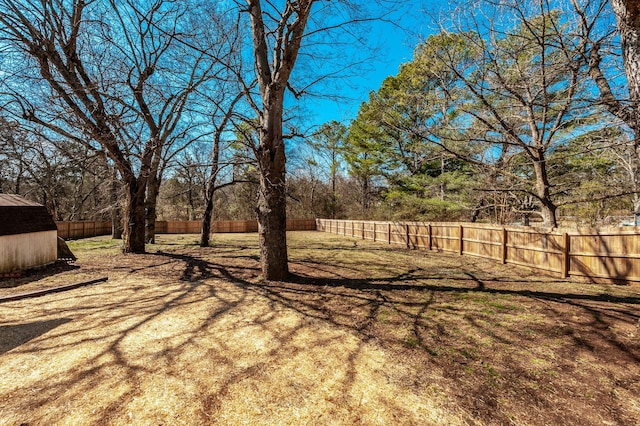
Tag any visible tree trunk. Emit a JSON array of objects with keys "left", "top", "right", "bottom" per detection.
[
  {"left": 111, "top": 167, "right": 123, "bottom": 239},
  {"left": 256, "top": 168, "right": 289, "bottom": 280},
  {"left": 145, "top": 173, "right": 161, "bottom": 244},
  {"left": 532, "top": 158, "right": 558, "bottom": 228},
  {"left": 331, "top": 150, "right": 337, "bottom": 219},
  {"left": 187, "top": 180, "right": 196, "bottom": 221},
  {"left": 201, "top": 127, "right": 221, "bottom": 247},
  {"left": 13, "top": 162, "right": 23, "bottom": 194},
  {"left": 200, "top": 193, "right": 214, "bottom": 247},
  {"left": 310, "top": 181, "right": 317, "bottom": 218},
  {"left": 440, "top": 155, "right": 445, "bottom": 201},
  {"left": 246, "top": 0, "right": 314, "bottom": 280},
  {"left": 471, "top": 198, "right": 484, "bottom": 223},
  {"left": 612, "top": 0, "right": 640, "bottom": 118},
  {"left": 123, "top": 177, "right": 147, "bottom": 253},
  {"left": 256, "top": 102, "right": 289, "bottom": 281},
  {"left": 361, "top": 176, "right": 370, "bottom": 218},
  {"left": 111, "top": 207, "right": 123, "bottom": 239}
]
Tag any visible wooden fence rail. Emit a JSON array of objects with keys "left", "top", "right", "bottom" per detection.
[
  {"left": 316, "top": 219, "right": 640, "bottom": 284},
  {"left": 56, "top": 219, "right": 317, "bottom": 240}
]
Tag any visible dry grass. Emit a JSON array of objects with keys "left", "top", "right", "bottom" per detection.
[{"left": 1, "top": 232, "right": 639, "bottom": 425}]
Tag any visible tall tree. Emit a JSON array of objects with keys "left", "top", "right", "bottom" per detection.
[
  {"left": 405, "top": 3, "right": 597, "bottom": 227},
  {"left": 307, "top": 120, "right": 347, "bottom": 218},
  {"left": 345, "top": 62, "right": 478, "bottom": 221},
  {"left": 344, "top": 98, "right": 391, "bottom": 218},
  {"left": 242, "top": 0, "right": 314, "bottom": 280},
  {"left": 572, "top": 0, "right": 640, "bottom": 223},
  {"left": 611, "top": 1, "right": 640, "bottom": 121},
  {"left": 200, "top": 89, "right": 246, "bottom": 247},
  {"left": 0, "top": 0, "right": 221, "bottom": 252},
  {"left": 239, "top": 0, "right": 405, "bottom": 279}
]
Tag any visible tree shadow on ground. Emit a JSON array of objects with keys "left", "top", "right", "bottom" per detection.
[
  {"left": 0, "top": 318, "right": 72, "bottom": 355},
  {"left": 264, "top": 256, "right": 640, "bottom": 425},
  {"left": 2, "top": 247, "right": 423, "bottom": 424},
  {"left": 288, "top": 271, "right": 640, "bottom": 307},
  {"left": 154, "top": 246, "right": 640, "bottom": 425},
  {"left": 0, "top": 261, "right": 79, "bottom": 289},
  {"left": 2, "top": 241, "right": 639, "bottom": 426}
]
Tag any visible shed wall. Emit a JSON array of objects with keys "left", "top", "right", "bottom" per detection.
[{"left": 0, "top": 230, "right": 58, "bottom": 274}]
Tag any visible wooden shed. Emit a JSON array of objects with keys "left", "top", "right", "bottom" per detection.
[{"left": 0, "top": 194, "right": 58, "bottom": 274}]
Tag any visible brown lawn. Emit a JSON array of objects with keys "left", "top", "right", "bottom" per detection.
[{"left": 0, "top": 231, "right": 639, "bottom": 425}]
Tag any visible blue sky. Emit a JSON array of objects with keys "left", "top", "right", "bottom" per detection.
[{"left": 297, "top": 1, "right": 446, "bottom": 131}]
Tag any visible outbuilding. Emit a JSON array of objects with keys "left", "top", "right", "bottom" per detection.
[{"left": 0, "top": 194, "right": 58, "bottom": 275}]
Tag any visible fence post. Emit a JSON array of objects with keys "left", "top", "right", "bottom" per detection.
[
  {"left": 459, "top": 224, "right": 464, "bottom": 255},
  {"left": 362, "top": 222, "right": 365, "bottom": 240},
  {"left": 373, "top": 222, "right": 377, "bottom": 242},
  {"left": 388, "top": 223, "right": 391, "bottom": 244},
  {"left": 405, "top": 224, "right": 410, "bottom": 249},
  {"left": 502, "top": 228, "right": 508, "bottom": 264},
  {"left": 428, "top": 224, "right": 433, "bottom": 250},
  {"left": 562, "top": 233, "right": 571, "bottom": 278}
]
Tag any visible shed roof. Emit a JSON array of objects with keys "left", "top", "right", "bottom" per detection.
[
  {"left": 0, "top": 194, "right": 43, "bottom": 207},
  {"left": 0, "top": 194, "right": 58, "bottom": 236}
]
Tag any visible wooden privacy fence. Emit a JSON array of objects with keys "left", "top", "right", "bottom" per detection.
[
  {"left": 155, "top": 220, "right": 258, "bottom": 234},
  {"left": 56, "top": 219, "right": 317, "bottom": 239},
  {"left": 56, "top": 221, "right": 112, "bottom": 240},
  {"left": 316, "top": 219, "right": 640, "bottom": 284},
  {"left": 156, "top": 219, "right": 317, "bottom": 234}
]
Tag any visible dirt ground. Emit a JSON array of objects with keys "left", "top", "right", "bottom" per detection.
[{"left": 0, "top": 232, "right": 639, "bottom": 425}]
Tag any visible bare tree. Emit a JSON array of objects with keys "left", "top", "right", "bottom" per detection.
[
  {"left": 0, "top": 115, "right": 113, "bottom": 220},
  {"left": 238, "top": 0, "right": 404, "bottom": 279},
  {"left": 0, "top": 0, "right": 222, "bottom": 252},
  {"left": 240, "top": 0, "right": 314, "bottom": 280},
  {"left": 307, "top": 121, "right": 347, "bottom": 219},
  {"left": 388, "top": 0, "right": 600, "bottom": 227},
  {"left": 200, "top": 88, "right": 246, "bottom": 247},
  {"left": 572, "top": 0, "right": 640, "bottom": 223}
]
